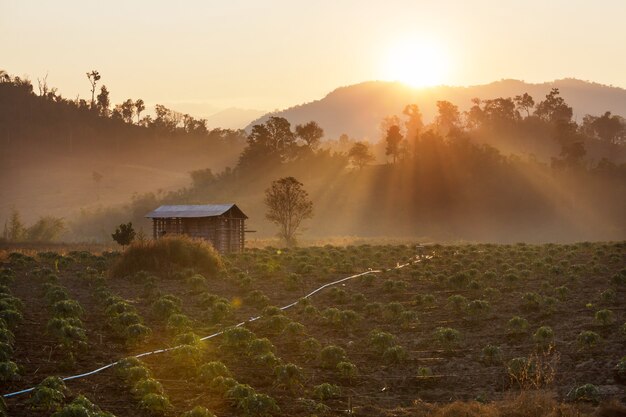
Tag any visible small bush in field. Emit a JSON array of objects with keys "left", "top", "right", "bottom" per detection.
[
  {"left": 166, "top": 313, "right": 191, "bottom": 334},
  {"left": 447, "top": 295, "right": 467, "bottom": 313},
  {"left": 0, "top": 360, "right": 19, "bottom": 382},
  {"left": 368, "top": 330, "right": 396, "bottom": 353},
  {"left": 434, "top": 327, "right": 461, "bottom": 350},
  {"left": 132, "top": 378, "right": 164, "bottom": 397},
  {"left": 139, "top": 393, "right": 171, "bottom": 415},
  {"left": 300, "top": 337, "right": 321, "bottom": 360},
  {"left": 27, "top": 376, "right": 66, "bottom": 411},
  {"left": 313, "top": 383, "right": 341, "bottom": 401},
  {"left": 481, "top": 344, "right": 503, "bottom": 365},
  {"left": 151, "top": 295, "right": 181, "bottom": 320},
  {"left": 533, "top": 326, "right": 554, "bottom": 348},
  {"left": 320, "top": 345, "right": 347, "bottom": 369},
  {"left": 576, "top": 331, "right": 600, "bottom": 351},
  {"left": 507, "top": 316, "right": 529, "bottom": 335},
  {"left": 383, "top": 345, "right": 407, "bottom": 364},
  {"left": 198, "top": 361, "right": 231, "bottom": 385},
  {"left": 336, "top": 361, "right": 358, "bottom": 381},
  {"left": 273, "top": 363, "right": 304, "bottom": 392},
  {"left": 595, "top": 309, "right": 614, "bottom": 326}
]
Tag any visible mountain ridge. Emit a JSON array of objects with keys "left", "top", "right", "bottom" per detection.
[{"left": 247, "top": 78, "right": 626, "bottom": 140}]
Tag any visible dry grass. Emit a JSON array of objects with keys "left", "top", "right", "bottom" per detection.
[{"left": 110, "top": 235, "right": 222, "bottom": 278}]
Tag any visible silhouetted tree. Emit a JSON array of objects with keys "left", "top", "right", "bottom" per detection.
[
  {"left": 582, "top": 111, "right": 625, "bottom": 144},
  {"left": 120, "top": 99, "right": 135, "bottom": 123},
  {"left": 265, "top": 177, "right": 313, "bottom": 247},
  {"left": 295, "top": 121, "right": 324, "bottom": 149},
  {"left": 7, "top": 209, "right": 25, "bottom": 242},
  {"left": 435, "top": 100, "right": 461, "bottom": 137},
  {"left": 514, "top": 93, "right": 535, "bottom": 118},
  {"left": 135, "top": 99, "right": 145, "bottom": 124},
  {"left": 385, "top": 125, "right": 403, "bottom": 163},
  {"left": 348, "top": 141, "right": 375, "bottom": 169},
  {"left": 402, "top": 104, "right": 424, "bottom": 142},
  {"left": 112, "top": 222, "right": 136, "bottom": 248},
  {"left": 96, "top": 86, "right": 110, "bottom": 116},
  {"left": 86, "top": 70, "right": 101, "bottom": 107},
  {"left": 535, "top": 88, "right": 572, "bottom": 123}
]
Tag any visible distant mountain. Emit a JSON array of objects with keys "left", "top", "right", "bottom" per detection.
[
  {"left": 247, "top": 79, "right": 626, "bottom": 140},
  {"left": 205, "top": 107, "right": 266, "bottom": 130}
]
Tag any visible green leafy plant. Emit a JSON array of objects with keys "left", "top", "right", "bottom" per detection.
[
  {"left": 434, "top": 327, "right": 461, "bottom": 351},
  {"left": 313, "top": 383, "right": 341, "bottom": 401},
  {"left": 320, "top": 345, "right": 347, "bottom": 369},
  {"left": 594, "top": 309, "right": 614, "bottom": 326}
]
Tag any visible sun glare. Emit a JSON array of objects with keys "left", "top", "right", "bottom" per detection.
[{"left": 383, "top": 38, "right": 450, "bottom": 88}]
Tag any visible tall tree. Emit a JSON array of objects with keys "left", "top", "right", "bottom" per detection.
[
  {"left": 385, "top": 125, "right": 403, "bottom": 163},
  {"left": 120, "top": 99, "right": 135, "bottom": 123},
  {"left": 264, "top": 177, "right": 313, "bottom": 247},
  {"left": 435, "top": 100, "right": 461, "bottom": 137},
  {"left": 535, "top": 88, "right": 572, "bottom": 123},
  {"left": 402, "top": 104, "right": 424, "bottom": 142},
  {"left": 348, "top": 141, "right": 375, "bottom": 169},
  {"left": 295, "top": 121, "right": 324, "bottom": 149},
  {"left": 514, "top": 93, "right": 535, "bottom": 118},
  {"left": 135, "top": 99, "right": 145, "bottom": 124},
  {"left": 96, "top": 85, "right": 110, "bottom": 116},
  {"left": 86, "top": 70, "right": 101, "bottom": 108}
]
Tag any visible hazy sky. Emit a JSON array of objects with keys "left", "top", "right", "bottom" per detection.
[{"left": 2, "top": 0, "right": 625, "bottom": 113}]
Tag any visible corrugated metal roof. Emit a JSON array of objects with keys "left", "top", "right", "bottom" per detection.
[{"left": 145, "top": 204, "right": 247, "bottom": 219}]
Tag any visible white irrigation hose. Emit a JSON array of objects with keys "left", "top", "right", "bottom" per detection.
[{"left": 3, "top": 255, "right": 428, "bottom": 399}]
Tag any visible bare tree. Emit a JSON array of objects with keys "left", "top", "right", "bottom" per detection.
[
  {"left": 86, "top": 70, "right": 101, "bottom": 107},
  {"left": 265, "top": 177, "right": 313, "bottom": 247}
]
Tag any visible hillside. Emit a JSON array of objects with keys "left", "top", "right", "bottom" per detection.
[{"left": 247, "top": 79, "right": 626, "bottom": 141}]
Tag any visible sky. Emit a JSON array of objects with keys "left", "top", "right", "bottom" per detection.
[{"left": 2, "top": 0, "right": 626, "bottom": 114}]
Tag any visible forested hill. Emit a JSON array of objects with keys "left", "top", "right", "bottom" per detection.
[{"left": 248, "top": 79, "right": 626, "bottom": 141}]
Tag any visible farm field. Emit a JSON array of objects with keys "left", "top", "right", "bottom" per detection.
[{"left": 1, "top": 240, "right": 625, "bottom": 416}]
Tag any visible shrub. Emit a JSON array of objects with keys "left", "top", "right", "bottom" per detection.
[
  {"left": 0, "top": 361, "right": 19, "bottom": 382},
  {"left": 595, "top": 309, "right": 614, "bottom": 326},
  {"left": 51, "top": 395, "right": 111, "bottom": 417},
  {"left": 507, "top": 316, "right": 529, "bottom": 335},
  {"left": 209, "top": 376, "right": 237, "bottom": 395},
  {"left": 198, "top": 361, "right": 231, "bottom": 384},
  {"left": 320, "top": 345, "right": 347, "bottom": 369},
  {"left": 533, "top": 326, "right": 554, "bottom": 349},
  {"left": 166, "top": 313, "right": 192, "bottom": 334},
  {"left": 336, "top": 361, "right": 358, "bottom": 381},
  {"left": 313, "top": 383, "right": 341, "bottom": 401},
  {"left": 273, "top": 363, "right": 304, "bottom": 392},
  {"left": 466, "top": 299, "right": 490, "bottom": 320},
  {"left": 139, "top": 393, "right": 171, "bottom": 415},
  {"left": 521, "top": 292, "right": 542, "bottom": 311},
  {"left": 368, "top": 330, "right": 396, "bottom": 353},
  {"left": 577, "top": 331, "right": 601, "bottom": 350},
  {"left": 152, "top": 295, "right": 182, "bottom": 320},
  {"left": 27, "top": 376, "right": 66, "bottom": 411},
  {"left": 434, "top": 327, "right": 461, "bottom": 350},
  {"left": 124, "top": 324, "right": 152, "bottom": 346},
  {"left": 111, "top": 236, "right": 222, "bottom": 278},
  {"left": 52, "top": 300, "right": 83, "bottom": 318},
  {"left": 447, "top": 295, "right": 467, "bottom": 313},
  {"left": 383, "top": 345, "right": 407, "bottom": 364},
  {"left": 567, "top": 384, "right": 600, "bottom": 404},
  {"left": 248, "top": 338, "right": 275, "bottom": 356},
  {"left": 300, "top": 337, "right": 321, "bottom": 360},
  {"left": 481, "top": 344, "right": 502, "bottom": 365},
  {"left": 186, "top": 274, "right": 208, "bottom": 291},
  {"left": 132, "top": 378, "right": 164, "bottom": 397},
  {"left": 222, "top": 327, "right": 254, "bottom": 351}
]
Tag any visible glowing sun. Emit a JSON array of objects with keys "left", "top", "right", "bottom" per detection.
[{"left": 383, "top": 38, "right": 450, "bottom": 88}]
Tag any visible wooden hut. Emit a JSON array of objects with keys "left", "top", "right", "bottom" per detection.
[{"left": 145, "top": 204, "right": 248, "bottom": 253}]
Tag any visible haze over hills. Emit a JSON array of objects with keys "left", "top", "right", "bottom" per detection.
[{"left": 247, "top": 79, "right": 626, "bottom": 141}]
